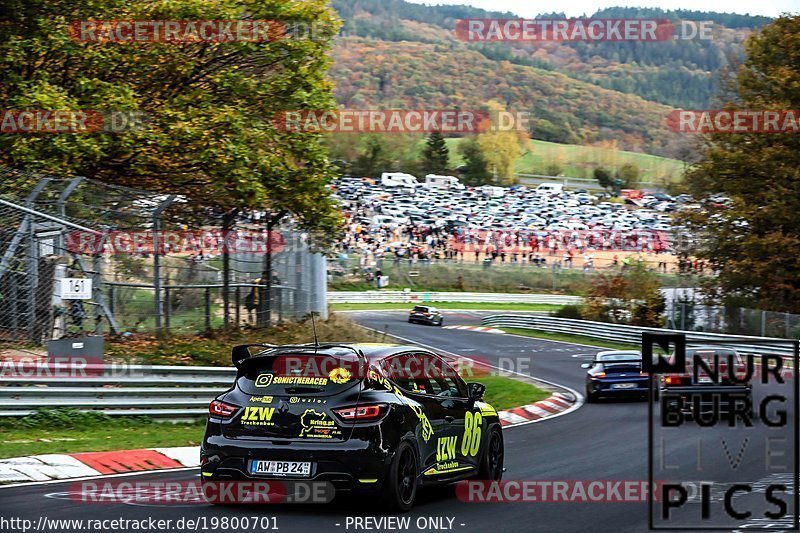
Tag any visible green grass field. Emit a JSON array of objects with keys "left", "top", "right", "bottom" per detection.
[
  {"left": 471, "top": 374, "right": 550, "bottom": 410},
  {"left": 0, "top": 411, "right": 205, "bottom": 459},
  {"left": 446, "top": 137, "right": 685, "bottom": 184}
]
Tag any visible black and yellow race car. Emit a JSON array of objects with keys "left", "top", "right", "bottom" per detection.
[{"left": 201, "top": 343, "right": 503, "bottom": 510}]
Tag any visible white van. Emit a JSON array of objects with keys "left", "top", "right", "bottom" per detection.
[
  {"left": 381, "top": 172, "right": 419, "bottom": 188},
  {"left": 424, "top": 174, "right": 464, "bottom": 190},
  {"left": 479, "top": 186, "right": 506, "bottom": 198},
  {"left": 534, "top": 183, "right": 564, "bottom": 194}
]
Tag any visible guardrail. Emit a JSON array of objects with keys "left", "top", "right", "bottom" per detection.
[
  {"left": 481, "top": 315, "right": 798, "bottom": 357},
  {"left": 0, "top": 365, "right": 235, "bottom": 418},
  {"left": 328, "top": 291, "right": 582, "bottom": 305}
]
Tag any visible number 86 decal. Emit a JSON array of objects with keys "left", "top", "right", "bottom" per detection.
[{"left": 461, "top": 411, "right": 482, "bottom": 457}]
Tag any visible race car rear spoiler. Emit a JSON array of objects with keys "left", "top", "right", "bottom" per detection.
[
  {"left": 231, "top": 343, "right": 367, "bottom": 369},
  {"left": 231, "top": 344, "right": 277, "bottom": 367}
]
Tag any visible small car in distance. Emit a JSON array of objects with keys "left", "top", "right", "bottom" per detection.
[
  {"left": 408, "top": 305, "right": 444, "bottom": 326},
  {"left": 583, "top": 350, "right": 649, "bottom": 403},
  {"left": 659, "top": 346, "right": 751, "bottom": 416}
]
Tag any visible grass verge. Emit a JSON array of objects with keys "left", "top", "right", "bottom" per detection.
[
  {"left": 499, "top": 327, "right": 638, "bottom": 351},
  {"left": 0, "top": 410, "right": 204, "bottom": 459},
  {"left": 332, "top": 302, "right": 559, "bottom": 312},
  {"left": 473, "top": 374, "right": 550, "bottom": 411}
]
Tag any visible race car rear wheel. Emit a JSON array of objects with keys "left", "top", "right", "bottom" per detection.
[
  {"left": 478, "top": 428, "right": 504, "bottom": 481},
  {"left": 585, "top": 387, "right": 597, "bottom": 403},
  {"left": 381, "top": 441, "right": 418, "bottom": 512}
]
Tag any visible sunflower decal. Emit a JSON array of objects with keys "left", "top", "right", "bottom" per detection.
[{"left": 329, "top": 367, "right": 352, "bottom": 384}]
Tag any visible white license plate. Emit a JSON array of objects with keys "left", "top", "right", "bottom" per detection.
[
  {"left": 249, "top": 460, "right": 311, "bottom": 477},
  {"left": 612, "top": 383, "right": 636, "bottom": 389}
]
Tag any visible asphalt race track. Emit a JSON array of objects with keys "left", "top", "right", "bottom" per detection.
[{"left": 1, "top": 310, "right": 796, "bottom": 533}]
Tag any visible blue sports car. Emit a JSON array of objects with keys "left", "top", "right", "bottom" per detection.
[{"left": 582, "top": 350, "right": 649, "bottom": 403}]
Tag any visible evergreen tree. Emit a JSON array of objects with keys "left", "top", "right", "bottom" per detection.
[
  {"left": 421, "top": 131, "right": 450, "bottom": 174},
  {"left": 457, "top": 138, "right": 491, "bottom": 185}
]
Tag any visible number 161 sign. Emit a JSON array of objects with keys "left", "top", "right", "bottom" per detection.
[{"left": 61, "top": 278, "right": 92, "bottom": 299}]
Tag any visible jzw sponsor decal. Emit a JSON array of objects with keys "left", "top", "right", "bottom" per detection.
[
  {"left": 240, "top": 407, "right": 275, "bottom": 426},
  {"left": 436, "top": 436, "right": 458, "bottom": 462}
]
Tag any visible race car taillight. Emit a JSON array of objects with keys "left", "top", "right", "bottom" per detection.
[
  {"left": 209, "top": 400, "right": 238, "bottom": 419},
  {"left": 334, "top": 404, "right": 388, "bottom": 421},
  {"left": 664, "top": 375, "right": 687, "bottom": 386}
]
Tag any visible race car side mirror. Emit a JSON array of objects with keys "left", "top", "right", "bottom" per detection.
[{"left": 467, "top": 382, "right": 486, "bottom": 401}]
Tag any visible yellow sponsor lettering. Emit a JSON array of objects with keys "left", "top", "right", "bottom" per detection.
[
  {"left": 242, "top": 406, "right": 275, "bottom": 423},
  {"left": 436, "top": 436, "right": 458, "bottom": 462}
]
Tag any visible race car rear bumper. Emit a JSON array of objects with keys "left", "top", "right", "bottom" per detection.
[
  {"left": 661, "top": 385, "right": 751, "bottom": 414},
  {"left": 200, "top": 433, "right": 392, "bottom": 491}
]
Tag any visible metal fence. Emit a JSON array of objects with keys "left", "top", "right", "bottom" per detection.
[
  {"left": 0, "top": 364, "right": 234, "bottom": 417},
  {"left": 481, "top": 314, "right": 799, "bottom": 359},
  {"left": 667, "top": 301, "right": 800, "bottom": 339},
  {"left": 328, "top": 291, "right": 582, "bottom": 305},
  {"left": 0, "top": 168, "right": 327, "bottom": 344}
]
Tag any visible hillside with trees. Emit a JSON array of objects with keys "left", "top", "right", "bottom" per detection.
[
  {"left": 328, "top": 0, "right": 772, "bottom": 159},
  {"left": 329, "top": 37, "right": 678, "bottom": 155}
]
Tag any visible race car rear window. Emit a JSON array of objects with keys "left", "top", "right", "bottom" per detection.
[
  {"left": 598, "top": 353, "right": 642, "bottom": 361},
  {"left": 383, "top": 353, "right": 467, "bottom": 397},
  {"left": 237, "top": 353, "right": 361, "bottom": 396}
]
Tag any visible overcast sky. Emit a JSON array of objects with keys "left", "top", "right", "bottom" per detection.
[{"left": 404, "top": 0, "right": 796, "bottom": 18}]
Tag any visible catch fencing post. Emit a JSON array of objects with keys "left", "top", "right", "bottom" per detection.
[
  {"left": 24, "top": 178, "right": 51, "bottom": 342},
  {"left": 152, "top": 195, "right": 175, "bottom": 339},
  {"left": 164, "top": 287, "right": 171, "bottom": 332},
  {"left": 235, "top": 286, "right": 241, "bottom": 328},
  {"left": 205, "top": 287, "right": 211, "bottom": 332},
  {"left": 93, "top": 244, "right": 104, "bottom": 335}
]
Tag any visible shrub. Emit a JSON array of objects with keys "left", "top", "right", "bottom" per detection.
[{"left": 553, "top": 304, "right": 583, "bottom": 319}]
